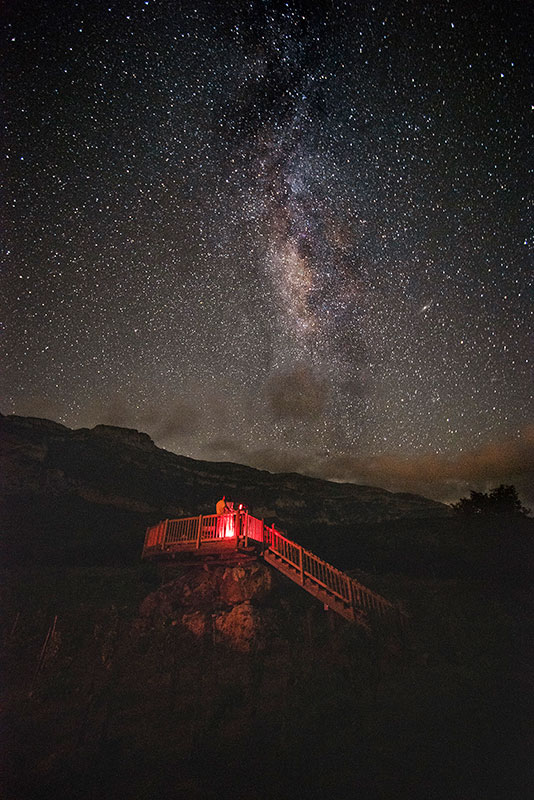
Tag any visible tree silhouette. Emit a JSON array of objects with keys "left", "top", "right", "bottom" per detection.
[{"left": 452, "top": 484, "right": 531, "bottom": 516}]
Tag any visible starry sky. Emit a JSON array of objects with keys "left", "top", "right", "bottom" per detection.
[{"left": 2, "top": 0, "right": 533, "bottom": 504}]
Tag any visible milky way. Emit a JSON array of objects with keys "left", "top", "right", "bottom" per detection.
[{"left": 2, "top": 0, "right": 533, "bottom": 501}]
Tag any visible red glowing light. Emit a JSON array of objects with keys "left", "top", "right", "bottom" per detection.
[{"left": 217, "top": 513, "right": 235, "bottom": 538}]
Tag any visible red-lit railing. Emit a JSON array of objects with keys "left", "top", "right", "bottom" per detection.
[
  {"left": 258, "top": 523, "right": 395, "bottom": 618},
  {"left": 143, "top": 512, "right": 240, "bottom": 552},
  {"left": 143, "top": 511, "right": 404, "bottom": 627}
]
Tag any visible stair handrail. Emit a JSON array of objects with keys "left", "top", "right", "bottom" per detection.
[{"left": 261, "top": 521, "right": 397, "bottom": 620}]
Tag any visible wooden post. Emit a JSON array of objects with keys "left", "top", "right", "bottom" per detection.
[
  {"left": 244, "top": 512, "right": 249, "bottom": 548},
  {"left": 142, "top": 528, "right": 147, "bottom": 558},
  {"left": 299, "top": 545, "right": 304, "bottom": 585},
  {"left": 195, "top": 514, "right": 202, "bottom": 549},
  {"left": 10, "top": 611, "right": 20, "bottom": 638},
  {"left": 29, "top": 615, "right": 57, "bottom": 697},
  {"left": 347, "top": 576, "right": 354, "bottom": 610},
  {"left": 162, "top": 519, "right": 169, "bottom": 549},
  {"left": 261, "top": 519, "right": 265, "bottom": 553}
]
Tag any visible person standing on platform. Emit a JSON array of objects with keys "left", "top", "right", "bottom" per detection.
[{"left": 216, "top": 496, "right": 234, "bottom": 537}]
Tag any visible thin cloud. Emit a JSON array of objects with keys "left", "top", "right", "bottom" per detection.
[
  {"left": 312, "top": 427, "right": 534, "bottom": 507},
  {"left": 204, "top": 427, "right": 534, "bottom": 508}
]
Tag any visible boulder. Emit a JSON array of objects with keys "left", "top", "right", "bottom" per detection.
[
  {"left": 214, "top": 602, "right": 266, "bottom": 652},
  {"left": 219, "top": 563, "right": 273, "bottom": 605},
  {"left": 182, "top": 610, "right": 209, "bottom": 638},
  {"left": 137, "top": 562, "right": 276, "bottom": 649}
]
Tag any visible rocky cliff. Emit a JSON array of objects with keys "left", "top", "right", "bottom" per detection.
[
  {"left": 0, "top": 413, "right": 449, "bottom": 566},
  {"left": 138, "top": 561, "right": 277, "bottom": 652}
]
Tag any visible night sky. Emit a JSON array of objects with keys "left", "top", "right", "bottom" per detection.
[{"left": 2, "top": 0, "right": 533, "bottom": 504}]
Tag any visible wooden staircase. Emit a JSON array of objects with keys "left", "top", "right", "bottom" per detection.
[
  {"left": 263, "top": 548, "right": 357, "bottom": 621},
  {"left": 257, "top": 524, "right": 406, "bottom": 632}
]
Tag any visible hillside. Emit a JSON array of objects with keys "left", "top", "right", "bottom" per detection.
[
  {"left": 1, "top": 413, "right": 532, "bottom": 800},
  {"left": 0, "top": 413, "right": 448, "bottom": 566}
]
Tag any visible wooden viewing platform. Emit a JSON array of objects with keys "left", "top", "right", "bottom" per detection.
[{"left": 143, "top": 510, "right": 407, "bottom": 631}]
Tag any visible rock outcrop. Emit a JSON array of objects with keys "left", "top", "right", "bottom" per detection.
[{"left": 137, "top": 562, "right": 275, "bottom": 651}]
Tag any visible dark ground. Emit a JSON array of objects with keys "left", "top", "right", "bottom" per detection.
[{"left": 2, "top": 515, "right": 533, "bottom": 800}]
